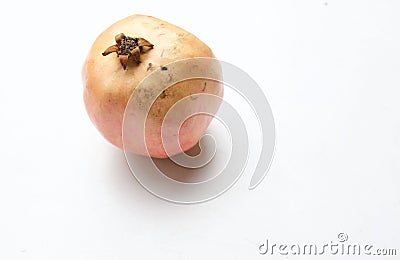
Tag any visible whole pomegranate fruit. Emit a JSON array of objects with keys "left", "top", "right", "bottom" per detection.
[{"left": 82, "top": 14, "right": 223, "bottom": 158}]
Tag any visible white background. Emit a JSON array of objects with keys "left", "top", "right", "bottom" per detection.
[{"left": 1, "top": 0, "right": 399, "bottom": 259}]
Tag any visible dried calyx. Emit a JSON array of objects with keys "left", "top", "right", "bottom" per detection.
[{"left": 102, "top": 33, "right": 154, "bottom": 70}]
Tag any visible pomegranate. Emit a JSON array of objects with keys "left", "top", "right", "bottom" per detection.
[{"left": 82, "top": 14, "right": 223, "bottom": 158}]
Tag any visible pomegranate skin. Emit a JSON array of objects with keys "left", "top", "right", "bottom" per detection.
[{"left": 82, "top": 14, "right": 223, "bottom": 158}]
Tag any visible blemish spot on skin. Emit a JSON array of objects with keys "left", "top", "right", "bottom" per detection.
[
  {"left": 161, "top": 66, "right": 168, "bottom": 71},
  {"left": 160, "top": 90, "right": 167, "bottom": 98},
  {"left": 147, "top": 62, "right": 152, "bottom": 71},
  {"left": 202, "top": 82, "right": 207, "bottom": 92}
]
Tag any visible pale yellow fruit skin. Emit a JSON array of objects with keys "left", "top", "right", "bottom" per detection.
[{"left": 82, "top": 14, "right": 223, "bottom": 158}]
